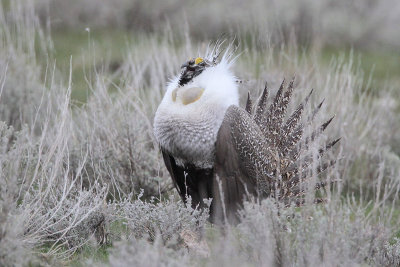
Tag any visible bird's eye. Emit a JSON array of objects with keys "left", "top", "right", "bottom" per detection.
[{"left": 189, "top": 59, "right": 195, "bottom": 65}]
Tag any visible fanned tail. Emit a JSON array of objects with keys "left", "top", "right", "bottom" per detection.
[{"left": 248, "top": 78, "right": 339, "bottom": 206}]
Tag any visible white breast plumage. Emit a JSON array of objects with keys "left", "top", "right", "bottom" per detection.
[{"left": 153, "top": 60, "right": 239, "bottom": 168}]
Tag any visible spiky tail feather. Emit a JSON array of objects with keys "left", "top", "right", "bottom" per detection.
[{"left": 247, "top": 78, "right": 339, "bottom": 206}]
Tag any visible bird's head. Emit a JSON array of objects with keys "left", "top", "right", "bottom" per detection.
[
  {"left": 178, "top": 57, "right": 214, "bottom": 87},
  {"left": 162, "top": 51, "right": 238, "bottom": 111}
]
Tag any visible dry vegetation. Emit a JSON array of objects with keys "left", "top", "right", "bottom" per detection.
[{"left": 0, "top": 0, "right": 400, "bottom": 266}]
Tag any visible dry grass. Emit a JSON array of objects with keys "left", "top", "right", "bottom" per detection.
[{"left": 0, "top": 0, "right": 399, "bottom": 266}]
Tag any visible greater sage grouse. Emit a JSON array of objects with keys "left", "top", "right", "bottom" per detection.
[{"left": 154, "top": 48, "right": 339, "bottom": 224}]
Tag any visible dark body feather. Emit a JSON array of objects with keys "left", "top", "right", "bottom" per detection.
[{"left": 161, "top": 150, "right": 214, "bottom": 212}]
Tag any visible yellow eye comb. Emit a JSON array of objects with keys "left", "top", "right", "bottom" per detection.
[{"left": 195, "top": 57, "right": 203, "bottom": 65}]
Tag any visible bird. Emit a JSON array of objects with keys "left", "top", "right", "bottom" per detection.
[{"left": 153, "top": 47, "right": 339, "bottom": 224}]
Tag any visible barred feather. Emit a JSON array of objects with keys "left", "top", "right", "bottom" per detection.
[
  {"left": 250, "top": 78, "right": 339, "bottom": 205},
  {"left": 245, "top": 92, "right": 253, "bottom": 115},
  {"left": 262, "top": 79, "right": 285, "bottom": 145},
  {"left": 307, "top": 99, "right": 325, "bottom": 123},
  {"left": 254, "top": 82, "right": 268, "bottom": 125},
  {"left": 281, "top": 89, "right": 313, "bottom": 140},
  {"left": 302, "top": 116, "right": 335, "bottom": 149}
]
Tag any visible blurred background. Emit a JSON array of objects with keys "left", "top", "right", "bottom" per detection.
[{"left": 21, "top": 0, "right": 400, "bottom": 101}]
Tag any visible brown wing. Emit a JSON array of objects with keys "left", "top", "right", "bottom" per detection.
[{"left": 212, "top": 105, "right": 274, "bottom": 224}]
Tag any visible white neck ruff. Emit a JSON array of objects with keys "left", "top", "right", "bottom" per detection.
[{"left": 154, "top": 61, "right": 239, "bottom": 168}]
